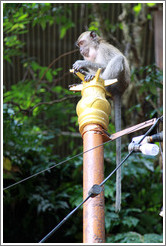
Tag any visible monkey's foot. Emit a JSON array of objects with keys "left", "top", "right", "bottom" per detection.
[
  {"left": 69, "top": 83, "right": 78, "bottom": 88},
  {"left": 84, "top": 74, "right": 95, "bottom": 82}
]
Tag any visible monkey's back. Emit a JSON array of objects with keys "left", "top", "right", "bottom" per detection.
[
  {"left": 97, "top": 41, "right": 124, "bottom": 64},
  {"left": 99, "top": 41, "right": 130, "bottom": 95}
]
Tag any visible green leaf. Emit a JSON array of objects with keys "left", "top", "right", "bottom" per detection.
[
  {"left": 39, "top": 67, "right": 47, "bottom": 79},
  {"left": 53, "top": 86, "right": 63, "bottom": 93},
  {"left": 44, "top": 3, "right": 51, "bottom": 7},
  {"left": 143, "top": 159, "right": 154, "bottom": 172},
  {"left": 147, "top": 3, "right": 156, "bottom": 7},
  {"left": 39, "top": 88, "right": 46, "bottom": 93},
  {"left": 147, "top": 14, "right": 152, "bottom": 20},
  {"left": 40, "top": 20, "right": 46, "bottom": 30},
  {"left": 3, "top": 157, "right": 12, "bottom": 171},
  {"left": 89, "top": 21, "right": 99, "bottom": 31},
  {"left": 105, "top": 211, "right": 119, "bottom": 232},
  {"left": 31, "top": 61, "right": 40, "bottom": 71},
  {"left": 104, "top": 181, "right": 115, "bottom": 199},
  {"left": 52, "top": 67, "right": 62, "bottom": 75},
  {"left": 60, "top": 26, "right": 67, "bottom": 39},
  {"left": 143, "top": 233, "right": 163, "bottom": 243},
  {"left": 119, "top": 23, "right": 123, "bottom": 30},
  {"left": 69, "top": 185, "right": 83, "bottom": 207},
  {"left": 122, "top": 216, "right": 139, "bottom": 228},
  {"left": 107, "top": 231, "right": 143, "bottom": 243},
  {"left": 133, "top": 3, "right": 142, "bottom": 15},
  {"left": 45, "top": 69, "right": 53, "bottom": 82},
  {"left": 17, "top": 13, "right": 28, "bottom": 21},
  {"left": 60, "top": 22, "right": 75, "bottom": 39}
]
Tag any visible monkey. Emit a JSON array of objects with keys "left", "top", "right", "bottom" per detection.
[{"left": 72, "top": 31, "right": 130, "bottom": 212}]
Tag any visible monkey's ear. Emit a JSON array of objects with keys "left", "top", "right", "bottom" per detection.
[
  {"left": 90, "top": 31, "right": 97, "bottom": 39},
  {"left": 75, "top": 41, "right": 79, "bottom": 47}
]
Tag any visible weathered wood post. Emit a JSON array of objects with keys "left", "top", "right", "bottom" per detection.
[{"left": 70, "top": 68, "right": 117, "bottom": 243}]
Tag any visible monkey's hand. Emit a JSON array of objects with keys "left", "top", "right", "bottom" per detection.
[
  {"left": 73, "top": 60, "right": 105, "bottom": 72},
  {"left": 72, "top": 60, "right": 86, "bottom": 71}
]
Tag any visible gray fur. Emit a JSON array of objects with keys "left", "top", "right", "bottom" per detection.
[{"left": 73, "top": 31, "right": 130, "bottom": 211}]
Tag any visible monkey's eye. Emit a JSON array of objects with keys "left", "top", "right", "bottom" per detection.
[{"left": 78, "top": 40, "right": 84, "bottom": 46}]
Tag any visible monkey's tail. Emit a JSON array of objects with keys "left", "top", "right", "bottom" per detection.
[{"left": 114, "top": 94, "right": 121, "bottom": 212}]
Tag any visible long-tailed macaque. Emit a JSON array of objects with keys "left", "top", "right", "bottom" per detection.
[{"left": 72, "top": 31, "right": 130, "bottom": 212}]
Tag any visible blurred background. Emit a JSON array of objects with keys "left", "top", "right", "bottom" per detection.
[{"left": 3, "top": 2, "right": 163, "bottom": 243}]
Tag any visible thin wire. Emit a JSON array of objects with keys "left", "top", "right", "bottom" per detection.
[
  {"left": 3, "top": 118, "right": 159, "bottom": 191},
  {"left": 3, "top": 141, "right": 111, "bottom": 191},
  {"left": 3, "top": 151, "right": 88, "bottom": 191},
  {"left": 38, "top": 117, "right": 161, "bottom": 243},
  {"left": 39, "top": 194, "right": 91, "bottom": 243},
  {"left": 99, "top": 151, "right": 133, "bottom": 187}
]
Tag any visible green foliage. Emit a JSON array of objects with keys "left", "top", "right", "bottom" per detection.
[
  {"left": 107, "top": 232, "right": 162, "bottom": 243},
  {"left": 30, "top": 61, "right": 62, "bottom": 82},
  {"left": 3, "top": 3, "right": 74, "bottom": 63},
  {"left": 104, "top": 140, "right": 163, "bottom": 243},
  {"left": 139, "top": 64, "right": 163, "bottom": 91},
  {"left": 133, "top": 3, "right": 142, "bottom": 16},
  {"left": 3, "top": 104, "right": 57, "bottom": 175},
  {"left": 144, "top": 233, "right": 163, "bottom": 243},
  {"left": 4, "top": 80, "right": 37, "bottom": 110},
  {"left": 88, "top": 21, "right": 100, "bottom": 31},
  {"left": 133, "top": 2, "right": 156, "bottom": 18},
  {"left": 3, "top": 102, "right": 82, "bottom": 243},
  {"left": 105, "top": 21, "right": 123, "bottom": 32},
  {"left": 147, "top": 3, "right": 156, "bottom": 7},
  {"left": 130, "top": 64, "right": 163, "bottom": 117},
  {"left": 147, "top": 14, "right": 152, "bottom": 20}
]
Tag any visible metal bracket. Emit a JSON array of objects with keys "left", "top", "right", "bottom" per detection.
[
  {"left": 88, "top": 184, "right": 103, "bottom": 197},
  {"left": 101, "top": 118, "right": 157, "bottom": 142}
]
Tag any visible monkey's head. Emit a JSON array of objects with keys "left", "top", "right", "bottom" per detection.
[{"left": 75, "top": 31, "right": 101, "bottom": 60}]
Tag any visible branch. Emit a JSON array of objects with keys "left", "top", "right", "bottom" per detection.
[
  {"left": 41, "top": 71, "right": 71, "bottom": 86},
  {"left": 30, "top": 49, "right": 78, "bottom": 105},
  {"left": 4, "top": 101, "right": 32, "bottom": 116},
  {"left": 5, "top": 101, "right": 23, "bottom": 111},
  {"left": 59, "top": 131, "right": 81, "bottom": 138},
  {"left": 4, "top": 95, "right": 81, "bottom": 115},
  {"left": 31, "top": 95, "right": 80, "bottom": 112},
  {"left": 52, "top": 71, "right": 71, "bottom": 85},
  {"left": 22, "top": 67, "right": 36, "bottom": 81},
  {"left": 38, "top": 49, "right": 78, "bottom": 84}
]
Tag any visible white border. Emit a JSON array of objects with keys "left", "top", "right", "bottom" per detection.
[
  {"left": 1, "top": 1, "right": 165, "bottom": 245},
  {"left": 1, "top": 0, "right": 3, "bottom": 245}
]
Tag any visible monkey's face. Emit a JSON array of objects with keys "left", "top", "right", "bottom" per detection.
[
  {"left": 76, "top": 38, "right": 89, "bottom": 58},
  {"left": 76, "top": 31, "right": 99, "bottom": 60}
]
